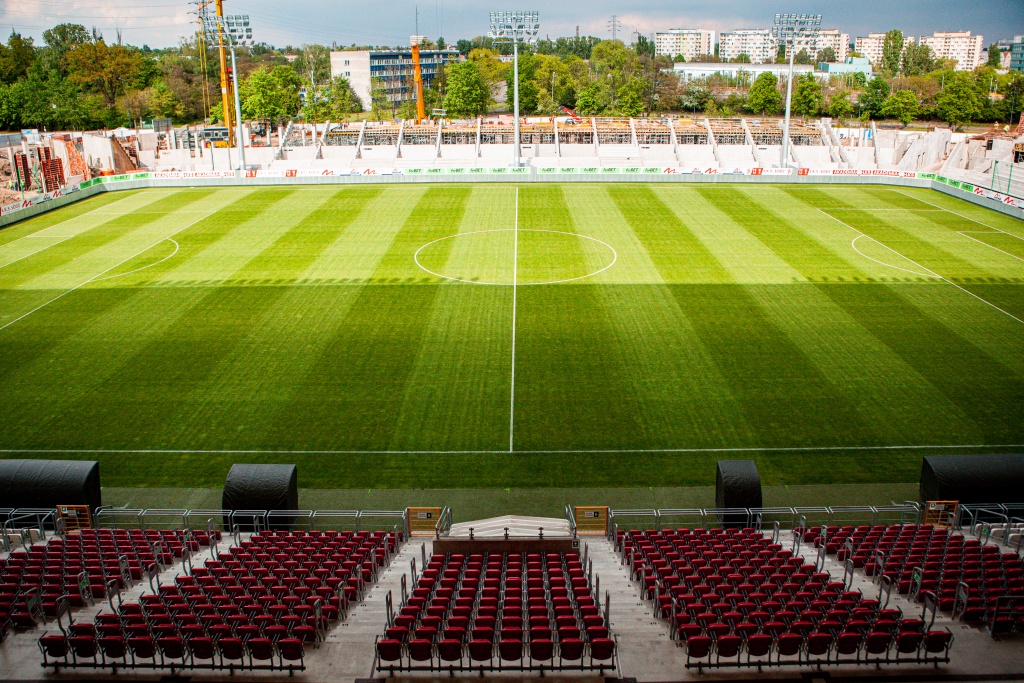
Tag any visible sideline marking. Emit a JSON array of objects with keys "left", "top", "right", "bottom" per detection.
[
  {"left": 891, "top": 189, "right": 1024, "bottom": 241},
  {"left": 819, "top": 209, "right": 1024, "bottom": 327},
  {"left": 957, "top": 232, "right": 1024, "bottom": 264},
  {"left": 0, "top": 212, "right": 213, "bottom": 334},
  {"left": 2, "top": 444, "right": 1021, "bottom": 456},
  {"left": 510, "top": 187, "right": 518, "bottom": 453},
  {"left": 413, "top": 229, "right": 617, "bottom": 286}
]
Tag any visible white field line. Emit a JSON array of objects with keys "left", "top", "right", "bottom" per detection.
[
  {"left": 819, "top": 208, "right": 1024, "bottom": 327},
  {"left": 3, "top": 192, "right": 138, "bottom": 244},
  {"left": 0, "top": 234, "right": 77, "bottom": 271},
  {"left": 849, "top": 235, "right": 935, "bottom": 278},
  {"left": 891, "top": 189, "right": 1024, "bottom": 241},
  {"left": 815, "top": 208, "right": 944, "bottom": 212},
  {"left": 0, "top": 212, "right": 213, "bottom": 334},
  {"left": 510, "top": 187, "right": 518, "bottom": 453},
  {"left": 92, "top": 239, "right": 180, "bottom": 282},
  {"left": 957, "top": 232, "right": 1024, "bottom": 264},
  {"left": 1, "top": 444, "right": 1021, "bottom": 455}
]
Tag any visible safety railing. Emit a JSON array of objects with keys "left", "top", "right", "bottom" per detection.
[
  {"left": 433, "top": 506, "right": 452, "bottom": 539},
  {"left": 563, "top": 504, "right": 577, "bottom": 538},
  {"left": 608, "top": 503, "right": 923, "bottom": 533}
]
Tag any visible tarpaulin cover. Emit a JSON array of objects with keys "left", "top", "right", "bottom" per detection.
[
  {"left": 222, "top": 464, "right": 298, "bottom": 530},
  {"left": 920, "top": 454, "right": 1024, "bottom": 505},
  {"left": 716, "top": 460, "right": 762, "bottom": 528},
  {"left": 0, "top": 459, "right": 101, "bottom": 513}
]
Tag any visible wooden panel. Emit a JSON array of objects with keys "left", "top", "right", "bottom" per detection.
[
  {"left": 58, "top": 505, "right": 92, "bottom": 532},
  {"left": 407, "top": 507, "right": 442, "bottom": 536},
  {"left": 923, "top": 501, "right": 958, "bottom": 528},
  {"left": 575, "top": 506, "right": 609, "bottom": 535}
]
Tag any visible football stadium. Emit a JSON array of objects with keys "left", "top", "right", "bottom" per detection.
[{"left": 1, "top": 3, "right": 1024, "bottom": 682}]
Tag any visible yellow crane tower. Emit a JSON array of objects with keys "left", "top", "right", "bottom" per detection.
[{"left": 196, "top": 0, "right": 235, "bottom": 145}]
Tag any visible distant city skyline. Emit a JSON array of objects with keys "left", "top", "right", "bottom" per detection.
[{"left": 2, "top": 0, "right": 1020, "bottom": 49}]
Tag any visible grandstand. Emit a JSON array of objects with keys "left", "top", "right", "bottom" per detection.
[{"left": 2, "top": 454, "right": 1024, "bottom": 681}]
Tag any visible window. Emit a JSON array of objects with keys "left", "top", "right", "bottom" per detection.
[{"left": 344, "top": 60, "right": 350, "bottom": 66}]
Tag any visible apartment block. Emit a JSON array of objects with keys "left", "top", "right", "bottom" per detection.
[
  {"left": 854, "top": 32, "right": 916, "bottom": 68},
  {"left": 718, "top": 29, "right": 776, "bottom": 64},
  {"left": 814, "top": 29, "right": 850, "bottom": 62},
  {"left": 654, "top": 29, "right": 715, "bottom": 61},
  {"left": 330, "top": 48, "right": 460, "bottom": 112},
  {"left": 919, "top": 31, "right": 984, "bottom": 70}
]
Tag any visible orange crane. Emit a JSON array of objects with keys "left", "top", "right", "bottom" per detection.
[{"left": 411, "top": 37, "right": 426, "bottom": 124}]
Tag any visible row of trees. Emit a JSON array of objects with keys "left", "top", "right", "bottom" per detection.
[{"left": 1, "top": 23, "right": 1021, "bottom": 131}]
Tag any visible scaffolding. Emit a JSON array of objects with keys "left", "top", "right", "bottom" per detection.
[
  {"left": 558, "top": 122, "right": 593, "bottom": 145},
  {"left": 709, "top": 119, "right": 747, "bottom": 145},
  {"left": 673, "top": 119, "right": 708, "bottom": 145},
  {"left": 519, "top": 122, "right": 555, "bottom": 145},
  {"left": 362, "top": 124, "right": 401, "bottom": 146},
  {"left": 635, "top": 121, "right": 672, "bottom": 146},
  {"left": 324, "top": 124, "right": 361, "bottom": 146},
  {"left": 480, "top": 123, "right": 518, "bottom": 145},
  {"left": 747, "top": 119, "right": 784, "bottom": 146},
  {"left": 595, "top": 118, "right": 632, "bottom": 145},
  {"left": 441, "top": 123, "right": 478, "bottom": 145},
  {"left": 788, "top": 123, "right": 824, "bottom": 146},
  {"left": 402, "top": 123, "right": 437, "bottom": 145}
]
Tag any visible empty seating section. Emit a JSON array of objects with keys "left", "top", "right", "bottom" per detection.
[
  {"left": 374, "top": 551, "right": 617, "bottom": 674},
  {"left": 1, "top": 527, "right": 206, "bottom": 635},
  {"left": 33, "top": 528, "right": 398, "bottom": 674},
  {"left": 619, "top": 527, "right": 953, "bottom": 671},
  {"left": 807, "top": 523, "right": 1024, "bottom": 635}
]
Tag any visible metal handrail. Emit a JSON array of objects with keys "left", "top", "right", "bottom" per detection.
[
  {"left": 266, "top": 510, "right": 314, "bottom": 531},
  {"left": 183, "top": 509, "right": 233, "bottom": 531},
  {"left": 359, "top": 510, "right": 408, "bottom": 534},
  {"left": 750, "top": 507, "right": 796, "bottom": 531},
  {"left": 311, "top": 510, "right": 360, "bottom": 531},
  {"left": 138, "top": 509, "right": 189, "bottom": 530},
  {"left": 608, "top": 509, "right": 659, "bottom": 531},
  {"left": 564, "top": 504, "right": 577, "bottom": 538},
  {"left": 433, "top": 507, "right": 452, "bottom": 539}
]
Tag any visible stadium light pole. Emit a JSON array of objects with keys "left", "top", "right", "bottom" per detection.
[
  {"left": 773, "top": 13, "right": 821, "bottom": 168},
  {"left": 203, "top": 13, "right": 254, "bottom": 172},
  {"left": 489, "top": 11, "right": 539, "bottom": 168}
]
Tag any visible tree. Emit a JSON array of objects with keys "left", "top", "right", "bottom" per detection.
[
  {"left": 731, "top": 53, "right": 751, "bottom": 64},
  {"left": 0, "top": 32, "right": 35, "bottom": 84},
  {"left": 634, "top": 35, "right": 655, "bottom": 58},
  {"left": 858, "top": 77, "right": 891, "bottom": 118},
  {"left": 794, "top": 49, "right": 812, "bottom": 65},
  {"left": 468, "top": 48, "right": 508, "bottom": 90},
  {"left": 901, "top": 43, "right": 936, "bottom": 76},
  {"left": 574, "top": 81, "right": 609, "bottom": 115},
  {"left": 936, "top": 73, "right": 981, "bottom": 129},
  {"left": 816, "top": 47, "right": 837, "bottom": 64},
  {"left": 747, "top": 71, "right": 782, "bottom": 116},
  {"left": 66, "top": 40, "right": 144, "bottom": 109},
  {"left": 828, "top": 90, "right": 853, "bottom": 119},
  {"left": 616, "top": 76, "right": 648, "bottom": 116},
  {"left": 881, "top": 29, "right": 904, "bottom": 75},
  {"left": 41, "top": 23, "right": 90, "bottom": 76},
  {"left": 436, "top": 37, "right": 446, "bottom": 50},
  {"left": 881, "top": 89, "right": 920, "bottom": 125},
  {"left": 239, "top": 65, "right": 303, "bottom": 124},
  {"left": 369, "top": 78, "right": 389, "bottom": 121},
  {"left": 987, "top": 43, "right": 1002, "bottom": 69},
  {"left": 442, "top": 61, "right": 488, "bottom": 117},
  {"left": 792, "top": 73, "right": 823, "bottom": 118},
  {"left": 328, "top": 76, "right": 361, "bottom": 118}
]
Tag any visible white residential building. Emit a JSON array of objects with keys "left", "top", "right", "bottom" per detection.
[
  {"left": 719, "top": 29, "right": 776, "bottom": 64},
  {"left": 814, "top": 29, "right": 850, "bottom": 62},
  {"left": 854, "top": 32, "right": 916, "bottom": 68},
  {"left": 655, "top": 29, "right": 715, "bottom": 61},
  {"left": 919, "top": 31, "right": 984, "bottom": 70}
]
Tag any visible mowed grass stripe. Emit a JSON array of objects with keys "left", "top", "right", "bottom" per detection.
[
  {"left": 0, "top": 190, "right": 297, "bottom": 449},
  {"left": 569, "top": 185, "right": 750, "bottom": 447},
  {"left": 155, "top": 188, "right": 388, "bottom": 449},
  {"left": 0, "top": 189, "right": 218, "bottom": 286},
  {"left": 609, "top": 186, "right": 881, "bottom": 449},
  {"left": 390, "top": 186, "right": 516, "bottom": 451},
  {"left": 786, "top": 187, "right": 1024, "bottom": 321},
  {"left": 515, "top": 185, "right": 660, "bottom": 450},
  {"left": 698, "top": 186, "right": 983, "bottom": 445},
  {"left": 259, "top": 187, "right": 473, "bottom": 450},
  {"left": 0, "top": 191, "right": 143, "bottom": 247}
]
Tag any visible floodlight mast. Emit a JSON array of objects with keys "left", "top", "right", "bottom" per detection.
[
  {"left": 489, "top": 11, "right": 539, "bottom": 168},
  {"left": 203, "top": 14, "right": 254, "bottom": 172},
  {"left": 773, "top": 13, "right": 821, "bottom": 168}
]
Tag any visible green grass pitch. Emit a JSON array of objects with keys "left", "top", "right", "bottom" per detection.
[{"left": 0, "top": 183, "right": 1022, "bottom": 491}]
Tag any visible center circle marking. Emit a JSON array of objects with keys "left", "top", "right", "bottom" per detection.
[{"left": 414, "top": 229, "right": 618, "bottom": 286}]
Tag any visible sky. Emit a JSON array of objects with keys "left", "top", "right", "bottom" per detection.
[{"left": 2, "top": 0, "right": 1021, "bottom": 50}]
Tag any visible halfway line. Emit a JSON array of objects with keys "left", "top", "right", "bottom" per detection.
[{"left": 510, "top": 186, "right": 519, "bottom": 453}]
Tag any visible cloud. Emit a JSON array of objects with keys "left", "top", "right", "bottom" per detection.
[{"left": 1, "top": 0, "right": 1016, "bottom": 49}]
